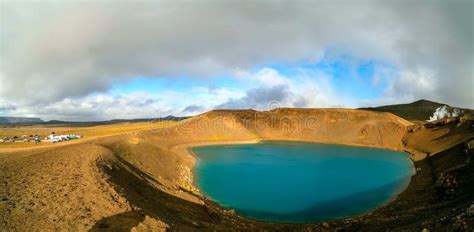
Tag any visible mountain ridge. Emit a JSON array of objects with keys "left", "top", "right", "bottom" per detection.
[
  {"left": 0, "top": 115, "right": 189, "bottom": 125},
  {"left": 2, "top": 99, "right": 471, "bottom": 124},
  {"left": 0, "top": 116, "right": 44, "bottom": 124},
  {"left": 359, "top": 99, "right": 472, "bottom": 121}
]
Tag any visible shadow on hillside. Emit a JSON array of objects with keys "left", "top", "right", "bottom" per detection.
[
  {"left": 90, "top": 141, "right": 474, "bottom": 231},
  {"left": 89, "top": 211, "right": 145, "bottom": 232},
  {"left": 89, "top": 150, "right": 228, "bottom": 231}
]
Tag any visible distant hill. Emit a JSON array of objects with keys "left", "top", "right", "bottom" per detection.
[
  {"left": 2, "top": 100, "right": 471, "bottom": 124},
  {"left": 359, "top": 99, "right": 471, "bottom": 121},
  {"left": 78, "top": 116, "right": 189, "bottom": 125},
  {"left": 0, "top": 115, "right": 189, "bottom": 126},
  {"left": 0, "top": 116, "right": 44, "bottom": 124},
  {"left": 0, "top": 115, "right": 188, "bottom": 125},
  {"left": 104, "top": 115, "right": 189, "bottom": 124}
]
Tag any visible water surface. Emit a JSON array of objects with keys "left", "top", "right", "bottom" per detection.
[{"left": 192, "top": 141, "right": 414, "bottom": 223}]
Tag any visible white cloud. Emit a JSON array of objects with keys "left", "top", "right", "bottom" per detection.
[
  {"left": 38, "top": 93, "right": 174, "bottom": 121},
  {"left": 217, "top": 67, "right": 345, "bottom": 110},
  {"left": 0, "top": 85, "right": 249, "bottom": 120},
  {"left": 385, "top": 68, "right": 437, "bottom": 101},
  {"left": 233, "top": 68, "right": 290, "bottom": 86},
  {"left": 0, "top": 0, "right": 472, "bottom": 120}
]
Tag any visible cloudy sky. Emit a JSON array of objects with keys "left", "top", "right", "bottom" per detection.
[{"left": 0, "top": 0, "right": 472, "bottom": 121}]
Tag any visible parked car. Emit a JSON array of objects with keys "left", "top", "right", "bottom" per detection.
[
  {"left": 46, "top": 134, "right": 81, "bottom": 143},
  {"left": 68, "top": 135, "right": 81, "bottom": 139}
]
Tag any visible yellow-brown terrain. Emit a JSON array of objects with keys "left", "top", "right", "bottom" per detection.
[{"left": 1, "top": 108, "right": 473, "bottom": 231}]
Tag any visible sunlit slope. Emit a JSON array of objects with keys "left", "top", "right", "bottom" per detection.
[
  {"left": 2, "top": 108, "right": 473, "bottom": 231},
  {"left": 0, "top": 121, "right": 178, "bottom": 149},
  {"left": 142, "top": 110, "right": 261, "bottom": 148},
  {"left": 145, "top": 108, "right": 413, "bottom": 150},
  {"left": 403, "top": 117, "right": 474, "bottom": 158}
]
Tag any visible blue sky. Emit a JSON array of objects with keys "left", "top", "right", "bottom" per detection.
[{"left": 107, "top": 51, "right": 394, "bottom": 113}]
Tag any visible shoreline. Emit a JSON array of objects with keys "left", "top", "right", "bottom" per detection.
[{"left": 175, "top": 139, "right": 417, "bottom": 224}]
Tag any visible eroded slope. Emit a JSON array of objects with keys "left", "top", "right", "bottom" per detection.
[{"left": 1, "top": 108, "right": 472, "bottom": 231}]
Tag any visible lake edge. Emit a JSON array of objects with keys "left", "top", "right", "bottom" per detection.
[{"left": 191, "top": 140, "right": 415, "bottom": 223}]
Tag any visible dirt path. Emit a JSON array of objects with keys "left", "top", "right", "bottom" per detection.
[{"left": 0, "top": 143, "right": 131, "bottom": 231}]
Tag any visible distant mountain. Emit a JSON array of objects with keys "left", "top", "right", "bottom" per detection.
[
  {"left": 0, "top": 115, "right": 188, "bottom": 125},
  {"left": 359, "top": 99, "right": 471, "bottom": 121},
  {"left": 4, "top": 100, "right": 471, "bottom": 124},
  {"left": 0, "top": 116, "right": 44, "bottom": 124},
  {"left": 105, "top": 115, "right": 189, "bottom": 123},
  {"left": 88, "top": 116, "right": 189, "bottom": 125}
]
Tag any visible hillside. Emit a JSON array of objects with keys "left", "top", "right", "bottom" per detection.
[
  {"left": 144, "top": 108, "right": 413, "bottom": 151},
  {"left": 359, "top": 99, "right": 446, "bottom": 121},
  {"left": 0, "top": 117, "right": 44, "bottom": 124},
  {"left": 360, "top": 99, "right": 474, "bottom": 121},
  {"left": 1, "top": 108, "right": 473, "bottom": 231}
]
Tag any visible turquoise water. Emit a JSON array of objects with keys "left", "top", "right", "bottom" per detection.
[{"left": 192, "top": 141, "right": 414, "bottom": 223}]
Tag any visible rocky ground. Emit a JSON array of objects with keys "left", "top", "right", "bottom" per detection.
[{"left": 1, "top": 109, "right": 473, "bottom": 231}]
